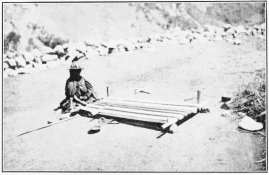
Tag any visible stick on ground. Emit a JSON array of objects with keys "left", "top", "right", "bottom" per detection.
[{"left": 17, "top": 114, "right": 81, "bottom": 137}]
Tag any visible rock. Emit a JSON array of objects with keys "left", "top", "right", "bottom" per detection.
[
  {"left": 220, "top": 103, "right": 230, "bottom": 110},
  {"left": 7, "top": 58, "right": 17, "bottom": 68},
  {"left": 238, "top": 116, "right": 263, "bottom": 131},
  {"left": 235, "top": 25, "right": 246, "bottom": 34},
  {"left": 43, "top": 46, "right": 55, "bottom": 54},
  {"left": 203, "top": 31, "right": 214, "bottom": 38},
  {"left": 15, "top": 56, "right": 27, "bottom": 68},
  {"left": 223, "top": 24, "right": 232, "bottom": 31},
  {"left": 54, "top": 45, "right": 65, "bottom": 56},
  {"left": 34, "top": 57, "right": 42, "bottom": 64},
  {"left": 62, "top": 43, "right": 69, "bottom": 49},
  {"left": 76, "top": 42, "right": 87, "bottom": 53},
  {"left": 233, "top": 39, "right": 242, "bottom": 45},
  {"left": 46, "top": 61, "right": 61, "bottom": 68},
  {"left": 66, "top": 50, "right": 79, "bottom": 61},
  {"left": 41, "top": 54, "right": 58, "bottom": 62},
  {"left": 226, "top": 28, "right": 235, "bottom": 35},
  {"left": 17, "top": 67, "right": 30, "bottom": 74},
  {"left": 238, "top": 112, "right": 247, "bottom": 117},
  {"left": 204, "top": 24, "right": 215, "bottom": 33},
  {"left": 98, "top": 47, "right": 108, "bottom": 56},
  {"left": 22, "top": 52, "right": 35, "bottom": 62},
  {"left": 260, "top": 23, "right": 266, "bottom": 30},
  {"left": 32, "top": 48, "right": 43, "bottom": 58},
  {"left": 3, "top": 63, "right": 9, "bottom": 70},
  {"left": 221, "top": 111, "right": 230, "bottom": 117},
  {"left": 67, "top": 43, "right": 77, "bottom": 52},
  {"left": 6, "top": 52, "right": 16, "bottom": 59}
]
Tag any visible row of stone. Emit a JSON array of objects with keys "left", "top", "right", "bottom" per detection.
[{"left": 3, "top": 23, "right": 265, "bottom": 78}]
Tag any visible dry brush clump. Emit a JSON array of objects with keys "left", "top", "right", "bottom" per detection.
[{"left": 231, "top": 68, "right": 266, "bottom": 124}]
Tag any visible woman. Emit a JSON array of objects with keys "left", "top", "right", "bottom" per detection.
[{"left": 59, "top": 61, "right": 98, "bottom": 113}]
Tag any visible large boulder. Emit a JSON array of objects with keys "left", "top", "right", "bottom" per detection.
[
  {"left": 76, "top": 42, "right": 87, "bottom": 53},
  {"left": 6, "top": 52, "right": 16, "bottom": 59},
  {"left": 41, "top": 54, "right": 58, "bottom": 62},
  {"left": 204, "top": 24, "right": 216, "bottom": 33},
  {"left": 54, "top": 45, "right": 65, "bottom": 56},
  {"left": 22, "top": 52, "right": 35, "bottom": 62},
  {"left": 223, "top": 24, "right": 232, "bottom": 31},
  {"left": 15, "top": 56, "right": 27, "bottom": 68},
  {"left": 43, "top": 46, "right": 55, "bottom": 54},
  {"left": 235, "top": 25, "right": 246, "bottom": 34},
  {"left": 66, "top": 50, "right": 79, "bottom": 61},
  {"left": 62, "top": 43, "right": 69, "bottom": 50},
  {"left": 7, "top": 58, "right": 17, "bottom": 68},
  {"left": 32, "top": 48, "right": 43, "bottom": 58},
  {"left": 34, "top": 57, "right": 42, "bottom": 64}
]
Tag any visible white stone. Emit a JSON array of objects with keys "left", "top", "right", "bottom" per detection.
[
  {"left": 22, "top": 52, "right": 35, "bottom": 62},
  {"left": 238, "top": 116, "right": 263, "bottom": 131},
  {"left": 221, "top": 111, "right": 230, "bottom": 117},
  {"left": 41, "top": 54, "right": 58, "bottom": 62},
  {"left": 54, "top": 45, "right": 64, "bottom": 55},
  {"left": 15, "top": 56, "right": 27, "bottom": 68},
  {"left": 66, "top": 50, "right": 79, "bottom": 61},
  {"left": 43, "top": 46, "right": 55, "bottom": 54},
  {"left": 76, "top": 42, "right": 87, "bottom": 53},
  {"left": 233, "top": 39, "right": 242, "bottom": 45},
  {"left": 7, "top": 58, "right": 17, "bottom": 68},
  {"left": 34, "top": 57, "right": 42, "bottom": 64},
  {"left": 32, "top": 49, "right": 43, "bottom": 58}
]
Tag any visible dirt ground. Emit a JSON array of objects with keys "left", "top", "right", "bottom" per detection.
[{"left": 3, "top": 40, "right": 266, "bottom": 171}]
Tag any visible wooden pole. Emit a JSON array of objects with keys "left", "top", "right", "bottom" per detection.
[
  {"left": 95, "top": 102, "right": 191, "bottom": 116},
  {"left": 100, "top": 98, "right": 198, "bottom": 113},
  {"left": 107, "top": 86, "right": 109, "bottom": 97},
  {"left": 161, "top": 118, "right": 178, "bottom": 129},
  {"left": 17, "top": 114, "right": 80, "bottom": 137},
  {"left": 197, "top": 91, "right": 200, "bottom": 104},
  {"left": 106, "top": 96, "right": 207, "bottom": 109}
]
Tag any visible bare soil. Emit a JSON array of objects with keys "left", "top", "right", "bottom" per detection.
[{"left": 3, "top": 40, "right": 266, "bottom": 171}]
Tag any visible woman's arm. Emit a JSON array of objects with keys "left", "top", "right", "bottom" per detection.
[{"left": 73, "top": 95, "right": 87, "bottom": 106}]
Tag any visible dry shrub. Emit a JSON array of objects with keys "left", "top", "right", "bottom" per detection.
[{"left": 231, "top": 68, "right": 266, "bottom": 123}]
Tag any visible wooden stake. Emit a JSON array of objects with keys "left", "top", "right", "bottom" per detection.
[
  {"left": 107, "top": 87, "right": 109, "bottom": 97},
  {"left": 197, "top": 90, "right": 200, "bottom": 104}
]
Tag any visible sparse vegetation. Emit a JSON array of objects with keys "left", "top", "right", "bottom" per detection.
[
  {"left": 4, "top": 31, "right": 21, "bottom": 53},
  {"left": 206, "top": 3, "right": 265, "bottom": 26},
  {"left": 231, "top": 68, "right": 266, "bottom": 124}
]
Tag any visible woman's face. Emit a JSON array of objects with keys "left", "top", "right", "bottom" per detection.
[{"left": 70, "top": 70, "right": 81, "bottom": 79}]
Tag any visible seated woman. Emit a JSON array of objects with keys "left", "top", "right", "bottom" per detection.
[{"left": 59, "top": 61, "right": 98, "bottom": 113}]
